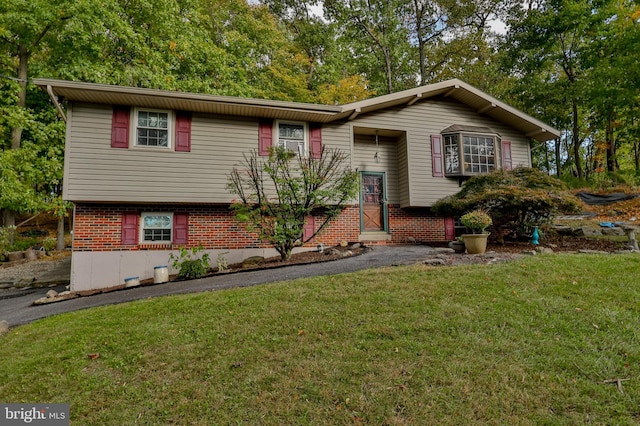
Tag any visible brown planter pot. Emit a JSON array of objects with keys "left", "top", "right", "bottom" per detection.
[{"left": 462, "top": 234, "right": 489, "bottom": 254}]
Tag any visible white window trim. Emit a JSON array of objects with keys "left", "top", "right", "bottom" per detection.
[
  {"left": 132, "top": 108, "right": 174, "bottom": 149},
  {"left": 140, "top": 212, "right": 173, "bottom": 244},
  {"left": 442, "top": 131, "right": 500, "bottom": 177},
  {"left": 275, "top": 120, "right": 308, "bottom": 157}
]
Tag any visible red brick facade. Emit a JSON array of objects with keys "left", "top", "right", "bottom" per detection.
[{"left": 73, "top": 203, "right": 448, "bottom": 251}]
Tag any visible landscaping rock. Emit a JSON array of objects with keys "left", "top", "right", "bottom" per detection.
[
  {"left": 242, "top": 256, "right": 265, "bottom": 267},
  {"left": 522, "top": 250, "right": 537, "bottom": 255},
  {"left": 25, "top": 250, "right": 38, "bottom": 261},
  {"left": 552, "top": 225, "right": 574, "bottom": 236},
  {"left": 536, "top": 247, "right": 554, "bottom": 254},
  {"left": 0, "top": 320, "right": 8, "bottom": 335},
  {"left": 326, "top": 248, "right": 341, "bottom": 256},
  {"left": 574, "top": 227, "right": 602, "bottom": 237},
  {"left": 578, "top": 249, "right": 609, "bottom": 255},
  {"left": 601, "top": 227, "right": 625, "bottom": 236},
  {"left": 350, "top": 243, "right": 361, "bottom": 250},
  {"left": 341, "top": 250, "right": 354, "bottom": 257},
  {"left": 46, "top": 289, "right": 58, "bottom": 298},
  {"left": 423, "top": 258, "right": 446, "bottom": 266},
  {"left": 7, "top": 251, "right": 24, "bottom": 262}
]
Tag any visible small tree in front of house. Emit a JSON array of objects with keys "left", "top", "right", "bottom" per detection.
[{"left": 228, "top": 146, "right": 360, "bottom": 261}]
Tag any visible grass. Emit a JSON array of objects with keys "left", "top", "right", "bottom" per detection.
[{"left": 1, "top": 254, "right": 640, "bottom": 425}]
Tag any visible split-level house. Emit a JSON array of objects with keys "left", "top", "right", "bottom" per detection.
[{"left": 35, "top": 78, "right": 560, "bottom": 291}]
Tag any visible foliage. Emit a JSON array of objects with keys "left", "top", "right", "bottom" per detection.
[
  {"left": 216, "top": 251, "right": 229, "bottom": 272},
  {"left": 169, "top": 246, "right": 211, "bottom": 280},
  {"left": 432, "top": 168, "right": 581, "bottom": 241},
  {"left": 228, "top": 146, "right": 359, "bottom": 261},
  {"left": 460, "top": 209, "right": 492, "bottom": 234},
  {"left": 1, "top": 254, "right": 639, "bottom": 424}
]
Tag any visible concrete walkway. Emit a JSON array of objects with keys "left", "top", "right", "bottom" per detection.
[{"left": 0, "top": 246, "right": 437, "bottom": 328}]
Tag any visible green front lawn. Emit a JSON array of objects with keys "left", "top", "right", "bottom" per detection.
[{"left": 1, "top": 254, "right": 639, "bottom": 425}]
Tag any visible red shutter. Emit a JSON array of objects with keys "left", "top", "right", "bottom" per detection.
[
  {"left": 173, "top": 212, "right": 189, "bottom": 245},
  {"left": 303, "top": 215, "right": 315, "bottom": 242},
  {"left": 431, "top": 134, "right": 443, "bottom": 177},
  {"left": 444, "top": 217, "right": 455, "bottom": 241},
  {"left": 258, "top": 119, "right": 273, "bottom": 156},
  {"left": 175, "top": 111, "right": 192, "bottom": 152},
  {"left": 502, "top": 140, "right": 512, "bottom": 171},
  {"left": 121, "top": 212, "right": 139, "bottom": 245},
  {"left": 112, "top": 106, "right": 131, "bottom": 148},
  {"left": 309, "top": 123, "right": 322, "bottom": 159}
]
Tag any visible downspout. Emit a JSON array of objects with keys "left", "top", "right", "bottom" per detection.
[{"left": 46, "top": 85, "right": 67, "bottom": 122}]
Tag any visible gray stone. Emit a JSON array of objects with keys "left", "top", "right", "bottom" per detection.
[
  {"left": 434, "top": 247, "right": 455, "bottom": 254},
  {"left": 341, "top": 250, "right": 354, "bottom": 257},
  {"left": 574, "top": 227, "right": 602, "bottom": 237},
  {"left": 7, "top": 251, "right": 24, "bottom": 262},
  {"left": 46, "top": 289, "right": 58, "bottom": 298},
  {"left": 350, "top": 243, "right": 361, "bottom": 250},
  {"left": 601, "top": 227, "right": 625, "bottom": 236},
  {"left": 0, "top": 282, "right": 14, "bottom": 289},
  {"left": 423, "top": 258, "right": 446, "bottom": 266},
  {"left": 25, "top": 250, "right": 38, "bottom": 261},
  {"left": 326, "top": 248, "right": 341, "bottom": 256},
  {"left": 522, "top": 250, "right": 537, "bottom": 255},
  {"left": 578, "top": 249, "right": 609, "bottom": 255},
  {"left": 552, "top": 225, "right": 574, "bottom": 236},
  {"left": 241, "top": 256, "right": 265, "bottom": 267},
  {"left": 536, "top": 247, "right": 554, "bottom": 254},
  {"left": 0, "top": 320, "right": 8, "bottom": 335},
  {"left": 407, "top": 237, "right": 416, "bottom": 243}
]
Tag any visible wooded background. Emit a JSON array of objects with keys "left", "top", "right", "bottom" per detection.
[{"left": 1, "top": 0, "right": 639, "bottom": 231}]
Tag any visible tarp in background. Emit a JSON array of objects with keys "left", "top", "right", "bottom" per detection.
[{"left": 576, "top": 191, "right": 640, "bottom": 205}]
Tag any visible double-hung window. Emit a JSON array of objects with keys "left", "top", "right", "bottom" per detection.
[
  {"left": 441, "top": 125, "right": 499, "bottom": 177},
  {"left": 276, "top": 121, "right": 307, "bottom": 156},
  {"left": 141, "top": 213, "right": 173, "bottom": 242},
  {"left": 135, "top": 109, "right": 171, "bottom": 148}
]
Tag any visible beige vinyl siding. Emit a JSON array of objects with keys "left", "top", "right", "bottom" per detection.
[
  {"left": 65, "top": 103, "right": 355, "bottom": 203},
  {"left": 353, "top": 135, "right": 399, "bottom": 204},
  {"left": 396, "top": 133, "right": 410, "bottom": 207},
  {"left": 349, "top": 97, "right": 532, "bottom": 207}
]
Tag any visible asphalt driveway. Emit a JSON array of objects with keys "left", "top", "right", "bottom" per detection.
[{"left": 0, "top": 246, "right": 436, "bottom": 328}]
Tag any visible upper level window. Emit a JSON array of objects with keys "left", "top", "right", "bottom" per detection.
[
  {"left": 276, "top": 121, "right": 307, "bottom": 156},
  {"left": 135, "top": 109, "right": 171, "bottom": 148},
  {"left": 141, "top": 213, "right": 173, "bottom": 242},
  {"left": 441, "top": 125, "right": 499, "bottom": 177}
]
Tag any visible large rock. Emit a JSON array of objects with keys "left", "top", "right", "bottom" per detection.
[
  {"left": 423, "top": 258, "right": 446, "bottom": 266},
  {"left": 0, "top": 320, "right": 8, "bottom": 335},
  {"left": 573, "top": 227, "right": 602, "bottom": 237},
  {"left": 7, "top": 251, "right": 24, "bottom": 262},
  {"left": 601, "top": 227, "right": 625, "bottom": 236}
]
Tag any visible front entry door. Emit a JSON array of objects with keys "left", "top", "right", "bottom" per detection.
[{"left": 361, "top": 173, "right": 386, "bottom": 232}]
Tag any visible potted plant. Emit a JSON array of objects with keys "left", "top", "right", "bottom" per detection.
[
  {"left": 460, "top": 209, "right": 492, "bottom": 254},
  {"left": 449, "top": 236, "right": 466, "bottom": 253}
]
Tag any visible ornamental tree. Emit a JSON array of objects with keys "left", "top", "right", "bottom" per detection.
[
  {"left": 228, "top": 146, "right": 359, "bottom": 261},
  {"left": 432, "top": 168, "right": 581, "bottom": 242}
]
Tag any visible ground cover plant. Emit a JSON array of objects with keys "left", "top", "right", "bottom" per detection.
[{"left": 0, "top": 254, "right": 639, "bottom": 425}]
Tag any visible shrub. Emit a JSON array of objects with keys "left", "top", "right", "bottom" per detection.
[
  {"left": 432, "top": 168, "right": 581, "bottom": 242},
  {"left": 460, "top": 209, "right": 492, "bottom": 234},
  {"left": 169, "top": 246, "right": 211, "bottom": 280}
]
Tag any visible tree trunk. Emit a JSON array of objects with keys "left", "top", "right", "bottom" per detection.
[
  {"left": 572, "top": 100, "right": 583, "bottom": 179},
  {"left": 57, "top": 215, "right": 65, "bottom": 251},
  {"left": 605, "top": 110, "right": 616, "bottom": 173},
  {"left": 11, "top": 43, "right": 29, "bottom": 150},
  {"left": 555, "top": 137, "right": 561, "bottom": 177}
]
